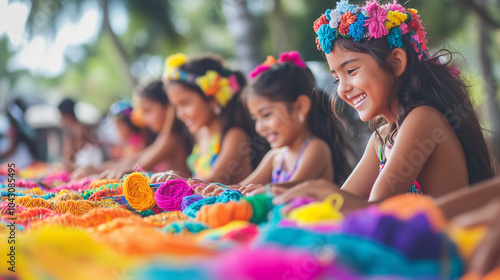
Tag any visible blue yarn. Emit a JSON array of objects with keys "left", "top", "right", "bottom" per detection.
[
  {"left": 317, "top": 24, "right": 337, "bottom": 54},
  {"left": 0, "top": 191, "right": 56, "bottom": 200},
  {"left": 258, "top": 226, "right": 463, "bottom": 279},
  {"left": 162, "top": 221, "right": 209, "bottom": 234},
  {"left": 349, "top": 13, "right": 366, "bottom": 41},
  {"left": 336, "top": 0, "right": 359, "bottom": 14},
  {"left": 183, "top": 197, "right": 218, "bottom": 218},
  {"left": 131, "top": 263, "right": 213, "bottom": 280},
  {"left": 182, "top": 190, "right": 243, "bottom": 218},
  {"left": 388, "top": 27, "right": 405, "bottom": 50},
  {"left": 217, "top": 189, "right": 243, "bottom": 203}
]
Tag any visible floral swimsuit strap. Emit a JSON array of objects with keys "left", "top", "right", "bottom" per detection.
[
  {"left": 187, "top": 134, "right": 221, "bottom": 178},
  {"left": 378, "top": 137, "right": 423, "bottom": 195}
]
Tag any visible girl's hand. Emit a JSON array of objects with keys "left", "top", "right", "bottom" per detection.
[
  {"left": 99, "top": 167, "right": 131, "bottom": 180},
  {"left": 150, "top": 170, "right": 186, "bottom": 184},
  {"left": 240, "top": 184, "right": 265, "bottom": 196},
  {"left": 452, "top": 198, "right": 500, "bottom": 276},
  {"left": 72, "top": 166, "right": 100, "bottom": 180},
  {"left": 273, "top": 179, "right": 339, "bottom": 204}
]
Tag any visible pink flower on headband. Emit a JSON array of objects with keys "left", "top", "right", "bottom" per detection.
[
  {"left": 249, "top": 51, "right": 306, "bottom": 79},
  {"left": 448, "top": 65, "right": 462, "bottom": 79},
  {"left": 277, "top": 51, "right": 306, "bottom": 69},
  {"left": 228, "top": 74, "right": 241, "bottom": 92},
  {"left": 385, "top": 1, "right": 406, "bottom": 13},
  {"left": 364, "top": 1, "right": 388, "bottom": 39}
]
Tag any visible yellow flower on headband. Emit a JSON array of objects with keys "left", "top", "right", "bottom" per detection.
[
  {"left": 195, "top": 70, "right": 233, "bottom": 107},
  {"left": 163, "top": 53, "right": 187, "bottom": 79},
  {"left": 385, "top": 11, "right": 407, "bottom": 29}
]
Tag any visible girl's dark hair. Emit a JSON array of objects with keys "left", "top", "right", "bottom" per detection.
[
  {"left": 135, "top": 79, "right": 193, "bottom": 152},
  {"left": 171, "top": 55, "right": 269, "bottom": 169},
  {"left": 245, "top": 63, "right": 352, "bottom": 185},
  {"left": 57, "top": 98, "right": 76, "bottom": 119},
  {"left": 332, "top": 37, "right": 494, "bottom": 185}
]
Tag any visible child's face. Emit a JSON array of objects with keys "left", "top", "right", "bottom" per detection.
[
  {"left": 246, "top": 94, "right": 300, "bottom": 149},
  {"left": 325, "top": 47, "right": 395, "bottom": 122},
  {"left": 166, "top": 83, "right": 215, "bottom": 134},
  {"left": 137, "top": 96, "right": 165, "bottom": 133}
]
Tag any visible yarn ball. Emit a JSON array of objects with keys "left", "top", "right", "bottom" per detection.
[
  {"left": 243, "top": 194, "right": 273, "bottom": 224},
  {"left": 288, "top": 193, "right": 344, "bottom": 225},
  {"left": 183, "top": 196, "right": 218, "bottom": 218},
  {"left": 379, "top": 194, "right": 446, "bottom": 231},
  {"left": 181, "top": 195, "right": 204, "bottom": 211},
  {"left": 154, "top": 179, "right": 194, "bottom": 211},
  {"left": 122, "top": 172, "right": 156, "bottom": 211},
  {"left": 163, "top": 221, "right": 209, "bottom": 234},
  {"left": 340, "top": 208, "right": 444, "bottom": 260},
  {"left": 196, "top": 201, "right": 253, "bottom": 228},
  {"left": 283, "top": 197, "right": 317, "bottom": 214}
]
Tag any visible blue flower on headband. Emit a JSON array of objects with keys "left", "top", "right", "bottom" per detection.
[
  {"left": 318, "top": 24, "right": 337, "bottom": 54},
  {"left": 325, "top": 9, "right": 332, "bottom": 21},
  {"left": 349, "top": 13, "right": 366, "bottom": 41},
  {"left": 336, "top": 0, "right": 359, "bottom": 14},
  {"left": 388, "top": 27, "right": 405, "bottom": 49}
]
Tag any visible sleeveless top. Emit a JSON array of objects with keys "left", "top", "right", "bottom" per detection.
[
  {"left": 187, "top": 134, "right": 220, "bottom": 178},
  {"left": 272, "top": 137, "right": 315, "bottom": 184},
  {"left": 378, "top": 139, "right": 423, "bottom": 194}
]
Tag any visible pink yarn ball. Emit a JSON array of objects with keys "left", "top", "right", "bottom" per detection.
[{"left": 154, "top": 179, "right": 194, "bottom": 211}]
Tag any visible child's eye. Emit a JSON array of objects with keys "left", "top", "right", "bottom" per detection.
[
  {"left": 333, "top": 77, "right": 340, "bottom": 84},
  {"left": 263, "top": 112, "right": 271, "bottom": 118},
  {"left": 347, "top": 67, "right": 358, "bottom": 75}
]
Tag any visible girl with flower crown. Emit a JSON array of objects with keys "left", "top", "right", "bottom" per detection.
[
  {"left": 151, "top": 54, "right": 267, "bottom": 185},
  {"left": 207, "top": 51, "right": 352, "bottom": 196},
  {"left": 273, "top": 0, "right": 494, "bottom": 210}
]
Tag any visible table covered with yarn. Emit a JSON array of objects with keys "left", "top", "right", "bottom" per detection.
[{"left": 0, "top": 169, "right": 495, "bottom": 280}]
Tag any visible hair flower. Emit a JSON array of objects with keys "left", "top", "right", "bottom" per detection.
[
  {"left": 317, "top": 24, "right": 337, "bottom": 54},
  {"left": 388, "top": 27, "right": 405, "bottom": 49},
  {"left": 314, "top": 14, "right": 329, "bottom": 33},
  {"left": 336, "top": 0, "right": 360, "bottom": 13},
  {"left": 385, "top": 2, "right": 406, "bottom": 13},
  {"left": 339, "top": 12, "right": 357, "bottom": 36},
  {"left": 364, "top": 3, "right": 388, "bottom": 39},
  {"left": 278, "top": 51, "right": 307, "bottom": 68},
  {"left": 349, "top": 13, "right": 366, "bottom": 41},
  {"left": 385, "top": 11, "right": 407, "bottom": 30},
  {"left": 329, "top": 9, "right": 342, "bottom": 29}
]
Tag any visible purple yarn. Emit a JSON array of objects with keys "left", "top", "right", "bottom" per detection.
[
  {"left": 181, "top": 195, "right": 204, "bottom": 211},
  {"left": 339, "top": 209, "right": 442, "bottom": 260},
  {"left": 154, "top": 179, "right": 194, "bottom": 211},
  {"left": 283, "top": 197, "right": 318, "bottom": 214}
]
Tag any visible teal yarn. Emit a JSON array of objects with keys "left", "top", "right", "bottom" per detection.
[
  {"left": 82, "top": 183, "right": 120, "bottom": 200},
  {"left": 163, "top": 221, "right": 209, "bottom": 234},
  {"left": 217, "top": 189, "right": 243, "bottom": 203},
  {"left": 132, "top": 263, "right": 213, "bottom": 280},
  {"left": 258, "top": 226, "right": 463, "bottom": 279},
  {"left": 243, "top": 194, "right": 273, "bottom": 224},
  {"left": 183, "top": 197, "right": 218, "bottom": 218},
  {"left": 182, "top": 190, "right": 243, "bottom": 218}
]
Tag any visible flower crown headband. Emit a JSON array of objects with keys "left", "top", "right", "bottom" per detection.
[
  {"left": 314, "top": 0, "right": 429, "bottom": 60},
  {"left": 110, "top": 99, "right": 133, "bottom": 120},
  {"left": 249, "top": 51, "right": 307, "bottom": 79},
  {"left": 162, "top": 53, "right": 241, "bottom": 108}
]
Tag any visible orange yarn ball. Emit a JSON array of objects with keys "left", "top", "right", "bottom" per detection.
[
  {"left": 37, "top": 208, "right": 135, "bottom": 228},
  {"left": 51, "top": 200, "right": 96, "bottom": 216},
  {"left": 89, "top": 179, "right": 120, "bottom": 190},
  {"left": 122, "top": 172, "right": 156, "bottom": 211},
  {"left": 196, "top": 201, "right": 253, "bottom": 228},
  {"left": 379, "top": 194, "right": 446, "bottom": 230},
  {"left": 143, "top": 211, "right": 189, "bottom": 227},
  {"left": 15, "top": 197, "right": 51, "bottom": 209}
]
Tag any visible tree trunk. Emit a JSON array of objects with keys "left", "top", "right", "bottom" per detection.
[
  {"left": 221, "top": 0, "right": 261, "bottom": 75},
  {"left": 477, "top": 0, "right": 500, "bottom": 165},
  {"left": 270, "top": 0, "right": 289, "bottom": 54},
  {"left": 101, "top": 0, "right": 137, "bottom": 87}
]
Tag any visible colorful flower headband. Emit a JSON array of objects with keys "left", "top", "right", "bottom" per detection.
[
  {"left": 162, "top": 53, "right": 241, "bottom": 108},
  {"left": 249, "top": 51, "right": 307, "bottom": 79},
  {"left": 110, "top": 99, "right": 133, "bottom": 120},
  {"left": 314, "top": 0, "right": 429, "bottom": 60}
]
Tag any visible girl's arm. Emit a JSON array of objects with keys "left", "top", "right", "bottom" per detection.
[
  {"left": 340, "top": 132, "right": 381, "bottom": 199},
  {"left": 238, "top": 149, "right": 277, "bottom": 186},
  {"left": 201, "top": 127, "right": 252, "bottom": 184},
  {"left": 369, "top": 106, "right": 453, "bottom": 201},
  {"left": 287, "top": 139, "right": 334, "bottom": 183}
]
